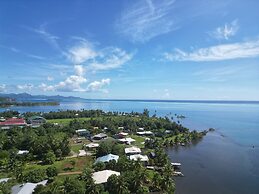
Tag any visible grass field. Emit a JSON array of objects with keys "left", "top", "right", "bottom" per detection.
[
  {"left": 130, "top": 134, "right": 146, "bottom": 148},
  {"left": 24, "top": 156, "right": 93, "bottom": 174},
  {"left": 47, "top": 117, "right": 91, "bottom": 125}
]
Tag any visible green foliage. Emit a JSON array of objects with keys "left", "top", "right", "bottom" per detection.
[
  {"left": 46, "top": 166, "right": 57, "bottom": 178},
  {"left": 43, "top": 151, "right": 56, "bottom": 165},
  {"left": 22, "top": 168, "right": 46, "bottom": 183},
  {"left": 63, "top": 177, "right": 85, "bottom": 194},
  {"left": 106, "top": 174, "right": 130, "bottom": 194},
  {"left": 93, "top": 162, "right": 106, "bottom": 171}
]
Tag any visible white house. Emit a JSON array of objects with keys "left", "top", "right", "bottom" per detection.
[
  {"left": 129, "top": 154, "right": 149, "bottom": 162},
  {"left": 118, "top": 137, "right": 136, "bottom": 144},
  {"left": 92, "top": 170, "right": 120, "bottom": 184},
  {"left": 125, "top": 147, "right": 141, "bottom": 155},
  {"left": 12, "top": 180, "right": 48, "bottom": 194}
]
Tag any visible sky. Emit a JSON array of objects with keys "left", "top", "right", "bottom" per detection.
[{"left": 0, "top": 0, "right": 259, "bottom": 100}]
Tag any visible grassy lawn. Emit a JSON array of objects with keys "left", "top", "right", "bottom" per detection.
[
  {"left": 47, "top": 115, "right": 144, "bottom": 126},
  {"left": 24, "top": 156, "right": 93, "bottom": 174},
  {"left": 130, "top": 134, "right": 146, "bottom": 148},
  {"left": 47, "top": 117, "right": 91, "bottom": 125},
  {"left": 70, "top": 144, "right": 84, "bottom": 153}
]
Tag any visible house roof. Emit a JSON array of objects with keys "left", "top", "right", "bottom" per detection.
[
  {"left": 129, "top": 154, "right": 149, "bottom": 162},
  {"left": 0, "top": 118, "right": 26, "bottom": 126},
  {"left": 93, "top": 133, "right": 107, "bottom": 138},
  {"left": 85, "top": 143, "right": 99, "bottom": 148},
  {"left": 12, "top": 180, "right": 47, "bottom": 194},
  {"left": 95, "top": 154, "right": 119, "bottom": 163},
  {"left": 76, "top": 129, "right": 89, "bottom": 133},
  {"left": 0, "top": 178, "right": 10, "bottom": 183},
  {"left": 118, "top": 132, "right": 128, "bottom": 136},
  {"left": 92, "top": 170, "right": 120, "bottom": 184},
  {"left": 78, "top": 150, "right": 87, "bottom": 157},
  {"left": 136, "top": 131, "right": 153, "bottom": 135},
  {"left": 118, "top": 137, "right": 135, "bottom": 143},
  {"left": 28, "top": 116, "right": 45, "bottom": 120},
  {"left": 17, "top": 150, "right": 29, "bottom": 155},
  {"left": 125, "top": 147, "right": 141, "bottom": 154}
]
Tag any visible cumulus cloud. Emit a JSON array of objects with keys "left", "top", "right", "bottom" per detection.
[
  {"left": 164, "top": 40, "right": 259, "bottom": 62},
  {"left": 38, "top": 83, "right": 55, "bottom": 92},
  {"left": 209, "top": 20, "right": 239, "bottom": 40},
  {"left": 67, "top": 41, "right": 97, "bottom": 64},
  {"left": 74, "top": 65, "right": 85, "bottom": 76},
  {"left": 115, "top": 0, "right": 176, "bottom": 42},
  {"left": 47, "top": 76, "right": 54, "bottom": 81},
  {"left": 39, "top": 65, "right": 87, "bottom": 92},
  {"left": 0, "top": 84, "right": 6, "bottom": 92},
  {"left": 87, "top": 78, "right": 110, "bottom": 92},
  {"left": 17, "top": 84, "right": 34, "bottom": 90}
]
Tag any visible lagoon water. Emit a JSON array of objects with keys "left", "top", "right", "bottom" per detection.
[{"left": 1, "top": 100, "right": 259, "bottom": 193}]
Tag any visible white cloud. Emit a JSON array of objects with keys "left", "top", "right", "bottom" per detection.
[
  {"left": 39, "top": 83, "right": 55, "bottom": 92},
  {"left": 27, "top": 23, "right": 61, "bottom": 51},
  {"left": 115, "top": 0, "right": 177, "bottom": 42},
  {"left": 26, "top": 54, "right": 45, "bottom": 60},
  {"left": 87, "top": 78, "right": 110, "bottom": 92},
  {"left": 67, "top": 41, "right": 97, "bottom": 64},
  {"left": 0, "top": 84, "right": 6, "bottom": 92},
  {"left": 164, "top": 40, "right": 259, "bottom": 62},
  {"left": 209, "top": 20, "right": 239, "bottom": 40},
  {"left": 88, "top": 47, "right": 133, "bottom": 71},
  {"left": 66, "top": 40, "right": 133, "bottom": 71},
  {"left": 163, "top": 89, "right": 170, "bottom": 98},
  {"left": 47, "top": 76, "right": 54, "bottom": 81},
  {"left": 74, "top": 65, "right": 85, "bottom": 76},
  {"left": 17, "top": 84, "right": 34, "bottom": 90}
]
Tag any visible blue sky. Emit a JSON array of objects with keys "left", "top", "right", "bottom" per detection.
[{"left": 0, "top": 0, "right": 259, "bottom": 100}]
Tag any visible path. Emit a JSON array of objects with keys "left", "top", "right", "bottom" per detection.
[{"left": 58, "top": 171, "right": 82, "bottom": 176}]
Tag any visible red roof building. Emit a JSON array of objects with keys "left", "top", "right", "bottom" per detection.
[{"left": 0, "top": 118, "right": 27, "bottom": 127}]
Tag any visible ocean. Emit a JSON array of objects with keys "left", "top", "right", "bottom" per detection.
[{"left": 1, "top": 100, "right": 259, "bottom": 194}]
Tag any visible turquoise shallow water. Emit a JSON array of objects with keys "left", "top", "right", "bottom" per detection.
[{"left": 1, "top": 100, "right": 259, "bottom": 193}]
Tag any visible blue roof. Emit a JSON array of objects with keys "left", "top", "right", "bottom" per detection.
[{"left": 95, "top": 154, "right": 119, "bottom": 163}]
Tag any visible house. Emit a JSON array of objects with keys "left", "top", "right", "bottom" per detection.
[
  {"left": 129, "top": 154, "right": 149, "bottom": 162},
  {"left": 75, "top": 129, "right": 91, "bottom": 137},
  {"left": 92, "top": 133, "right": 107, "bottom": 140},
  {"left": 95, "top": 154, "right": 119, "bottom": 164},
  {"left": 17, "top": 150, "right": 29, "bottom": 155},
  {"left": 0, "top": 178, "right": 10, "bottom": 183},
  {"left": 118, "top": 137, "right": 136, "bottom": 145},
  {"left": 117, "top": 132, "right": 128, "bottom": 138},
  {"left": 138, "top": 127, "right": 144, "bottom": 131},
  {"left": 92, "top": 170, "right": 120, "bottom": 184},
  {"left": 78, "top": 150, "right": 87, "bottom": 157},
  {"left": 125, "top": 147, "right": 141, "bottom": 155},
  {"left": 0, "top": 118, "right": 27, "bottom": 129},
  {"left": 27, "top": 116, "right": 46, "bottom": 126},
  {"left": 85, "top": 143, "right": 99, "bottom": 149},
  {"left": 11, "top": 180, "right": 48, "bottom": 194},
  {"left": 136, "top": 131, "right": 153, "bottom": 136}
]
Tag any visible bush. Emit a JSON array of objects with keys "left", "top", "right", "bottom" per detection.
[{"left": 22, "top": 169, "right": 46, "bottom": 183}]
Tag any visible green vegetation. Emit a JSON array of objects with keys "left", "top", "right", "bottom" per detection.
[
  {"left": 0, "top": 109, "right": 208, "bottom": 193},
  {"left": 0, "top": 101, "right": 59, "bottom": 108}
]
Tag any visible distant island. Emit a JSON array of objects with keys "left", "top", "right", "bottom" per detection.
[{"left": 0, "top": 96, "right": 59, "bottom": 108}]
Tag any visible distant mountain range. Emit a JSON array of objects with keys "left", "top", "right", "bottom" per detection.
[{"left": 0, "top": 93, "right": 84, "bottom": 102}]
